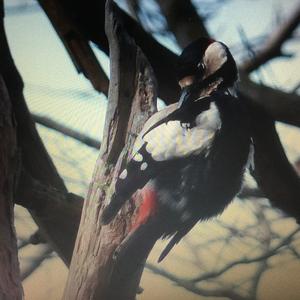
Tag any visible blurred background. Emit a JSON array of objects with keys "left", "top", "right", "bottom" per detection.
[{"left": 5, "top": 0, "right": 300, "bottom": 299}]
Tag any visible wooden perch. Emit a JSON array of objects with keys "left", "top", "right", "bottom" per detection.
[{"left": 63, "top": 1, "right": 157, "bottom": 299}]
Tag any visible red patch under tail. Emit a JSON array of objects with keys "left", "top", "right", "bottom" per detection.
[{"left": 131, "top": 187, "right": 157, "bottom": 231}]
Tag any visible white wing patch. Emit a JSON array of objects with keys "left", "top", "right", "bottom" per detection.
[
  {"left": 143, "top": 122, "right": 215, "bottom": 161},
  {"left": 131, "top": 102, "right": 220, "bottom": 162}
]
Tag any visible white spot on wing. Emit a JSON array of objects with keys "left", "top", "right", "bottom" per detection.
[
  {"left": 119, "top": 169, "right": 128, "bottom": 179},
  {"left": 140, "top": 162, "right": 148, "bottom": 171},
  {"left": 133, "top": 153, "right": 143, "bottom": 162}
]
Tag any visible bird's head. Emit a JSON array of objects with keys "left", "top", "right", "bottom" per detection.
[{"left": 176, "top": 37, "right": 238, "bottom": 108}]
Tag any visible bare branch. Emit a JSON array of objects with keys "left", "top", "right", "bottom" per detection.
[
  {"left": 0, "top": 8, "right": 88, "bottom": 264},
  {"left": 156, "top": 0, "right": 209, "bottom": 48},
  {"left": 21, "top": 246, "right": 53, "bottom": 281},
  {"left": 244, "top": 99, "right": 300, "bottom": 222},
  {"left": 37, "top": 0, "right": 109, "bottom": 96},
  {"left": 145, "top": 226, "right": 299, "bottom": 300},
  {"left": 240, "top": 3, "right": 300, "bottom": 73},
  {"left": 145, "top": 263, "right": 246, "bottom": 300},
  {"left": 33, "top": 114, "right": 100, "bottom": 149},
  {"left": 59, "top": 0, "right": 180, "bottom": 104},
  {"left": 29, "top": 230, "right": 47, "bottom": 245},
  {"left": 239, "top": 75, "right": 300, "bottom": 128},
  {"left": 15, "top": 169, "right": 83, "bottom": 265},
  {"left": 57, "top": 0, "right": 300, "bottom": 123}
]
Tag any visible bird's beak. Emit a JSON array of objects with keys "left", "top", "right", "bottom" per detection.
[{"left": 178, "top": 85, "right": 197, "bottom": 109}]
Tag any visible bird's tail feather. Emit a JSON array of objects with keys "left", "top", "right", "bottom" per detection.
[{"left": 158, "top": 221, "right": 197, "bottom": 262}]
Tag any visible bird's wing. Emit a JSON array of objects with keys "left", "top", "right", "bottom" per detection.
[
  {"left": 132, "top": 102, "right": 216, "bottom": 161},
  {"left": 101, "top": 102, "right": 217, "bottom": 224}
]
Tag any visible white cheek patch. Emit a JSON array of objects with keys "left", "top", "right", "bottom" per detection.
[{"left": 204, "top": 42, "right": 228, "bottom": 77}]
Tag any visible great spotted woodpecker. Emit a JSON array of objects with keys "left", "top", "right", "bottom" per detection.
[{"left": 101, "top": 38, "right": 251, "bottom": 262}]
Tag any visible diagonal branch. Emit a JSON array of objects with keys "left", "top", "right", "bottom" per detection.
[
  {"left": 156, "top": 0, "right": 209, "bottom": 48},
  {"left": 244, "top": 96, "right": 300, "bottom": 222},
  {"left": 240, "top": 2, "right": 300, "bottom": 73},
  {"left": 21, "top": 247, "right": 53, "bottom": 281},
  {"left": 145, "top": 263, "right": 246, "bottom": 300},
  {"left": 37, "top": 0, "right": 109, "bottom": 96},
  {"left": 239, "top": 75, "right": 300, "bottom": 128},
  {"left": 32, "top": 114, "right": 100, "bottom": 149}
]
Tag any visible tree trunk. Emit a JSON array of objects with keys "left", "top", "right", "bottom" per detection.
[
  {"left": 0, "top": 73, "right": 22, "bottom": 299},
  {"left": 63, "top": 1, "right": 157, "bottom": 299},
  {"left": 0, "top": 0, "right": 82, "bottom": 265}
]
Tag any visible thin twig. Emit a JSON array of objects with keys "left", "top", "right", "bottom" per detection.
[{"left": 33, "top": 114, "right": 100, "bottom": 149}]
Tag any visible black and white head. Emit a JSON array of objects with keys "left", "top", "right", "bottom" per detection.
[{"left": 176, "top": 38, "right": 238, "bottom": 108}]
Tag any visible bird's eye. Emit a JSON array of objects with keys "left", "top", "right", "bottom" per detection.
[{"left": 197, "top": 62, "right": 205, "bottom": 71}]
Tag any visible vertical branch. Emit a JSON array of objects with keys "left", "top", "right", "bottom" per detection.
[
  {"left": 0, "top": 1, "right": 78, "bottom": 265},
  {"left": 63, "top": 1, "right": 157, "bottom": 299},
  {"left": 0, "top": 70, "right": 22, "bottom": 298}
]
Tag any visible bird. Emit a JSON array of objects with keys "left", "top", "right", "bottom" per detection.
[{"left": 100, "top": 37, "right": 252, "bottom": 262}]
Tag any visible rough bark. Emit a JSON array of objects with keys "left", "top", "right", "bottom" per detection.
[
  {"left": 37, "top": 0, "right": 109, "bottom": 96},
  {"left": 63, "top": 1, "right": 157, "bottom": 299},
  {"left": 0, "top": 3, "right": 79, "bottom": 265},
  {"left": 0, "top": 72, "right": 23, "bottom": 299}
]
